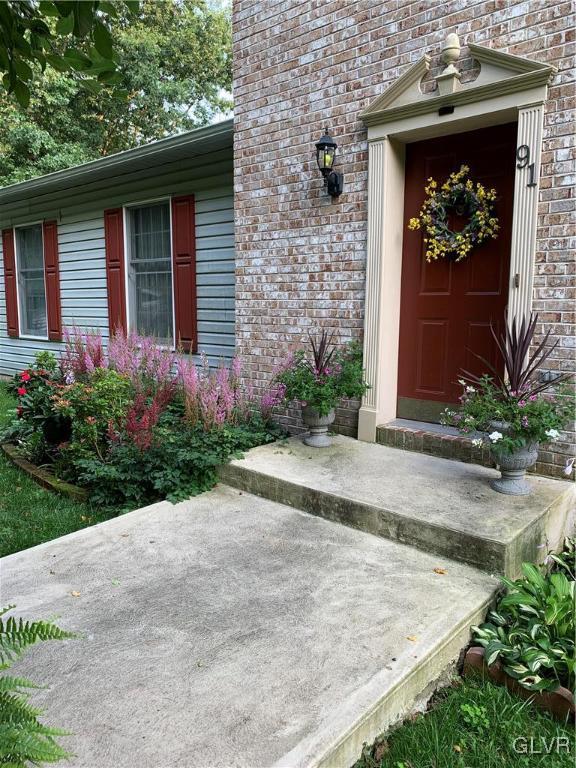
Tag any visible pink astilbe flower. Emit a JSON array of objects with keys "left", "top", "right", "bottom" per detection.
[
  {"left": 199, "top": 385, "right": 219, "bottom": 430},
  {"left": 124, "top": 383, "right": 175, "bottom": 451},
  {"left": 62, "top": 326, "right": 106, "bottom": 378},
  {"left": 108, "top": 330, "right": 176, "bottom": 386},
  {"left": 177, "top": 356, "right": 200, "bottom": 425},
  {"left": 260, "top": 383, "right": 286, "bottom": 419}
]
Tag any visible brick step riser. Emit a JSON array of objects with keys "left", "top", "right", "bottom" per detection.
[{"left": 376, "top": 427, "right": 567, "bottom": 480}]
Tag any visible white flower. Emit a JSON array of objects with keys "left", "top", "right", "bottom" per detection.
[
  {"left": 545, "top": 428, "right": 560, "bottom": 441},
  {"left": 488, "top": 431, "right": 503, "bottom": 443},
  {"left": 458, "top": 379, "right": 466, "bottom": 386},
  {"left": 472, "top": 438, "right": 483, "bottom": 448},
  {"left": 465, "top": 385, "right": 476, "bottom": 393},
  {"left": 65, "top": 370, "right": 75, "bottom": 385}
]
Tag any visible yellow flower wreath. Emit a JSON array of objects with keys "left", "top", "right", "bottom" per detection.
[{"left": 408, "top": 165, "right": 499, "bottom": 263}]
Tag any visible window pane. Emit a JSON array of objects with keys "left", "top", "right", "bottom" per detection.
[
  {"left": 16, "top": 225, "right": 47, "bottom": 337},
  {"left": 128, "top": 203, "right": 173, "bottom": 343}
]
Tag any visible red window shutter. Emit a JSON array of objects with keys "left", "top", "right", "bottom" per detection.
[
  {"left": 171, "top": 195, "right": 197, "bottom": 353},
  {"left": 2, "top": 228, "right": 19, "bottom": 338},
  {"left": 104, "top": 208, "right": 127, "bottom": 335},
  {"left": 42, "top": 220, "right": 62, "bottom": 341}
]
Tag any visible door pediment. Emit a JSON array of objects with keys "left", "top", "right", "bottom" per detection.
[{"left": 360, "top": 37, "right": 556, "bottom": 128}]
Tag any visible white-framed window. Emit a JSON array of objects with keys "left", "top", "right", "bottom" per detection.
[
  {"left": 125, "top": 200, "right": 174, "bottom": 345},
  {"left": 15, "top": 223, "right": 48, "bottom": 339}
]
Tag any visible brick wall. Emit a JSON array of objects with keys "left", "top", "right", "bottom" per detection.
[{"left": 233, "top": 0, "right": 575, "bottom": 472}]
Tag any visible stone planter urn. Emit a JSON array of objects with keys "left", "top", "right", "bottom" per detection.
[
  {"left": 489, "top": 420, "right": 539, "bottom": 496},
  {"left": 301, "top": 406, "right": 335, "bottom": 448}
]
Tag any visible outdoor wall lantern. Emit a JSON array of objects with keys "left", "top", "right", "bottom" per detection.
[{"left": 315, "top": 128, "right": 343, "bottom": 197}]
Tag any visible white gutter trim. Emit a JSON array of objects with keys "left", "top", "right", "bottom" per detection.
[{"left": 0, "top": 118, "right": 233, "bottom": 204}]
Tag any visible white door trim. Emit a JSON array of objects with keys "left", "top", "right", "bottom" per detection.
[{"left": 357, "top": 36, "right": 554, "bottom": 442}]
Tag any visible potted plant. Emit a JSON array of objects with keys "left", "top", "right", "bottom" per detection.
[
  {"left": 275, "top": 331, "right": 369, "bottom": 447},
  {"left": 443, "top": 313, "right": 572, "bottom": 495}
]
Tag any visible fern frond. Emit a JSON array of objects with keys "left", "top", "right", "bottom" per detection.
[
  {"left": 0, "top": 676, "right": 42, "bottom": 693},
  {"left": 0, "top": 607, "right": 73, "bottom": 766},
  {"left": 0, "top": 691, "right": 43, "bottom": 723},
  {"left": 0, "top": 723, "right": 71, "bottom": 764},
  {"left": 0, "top": 608, "right": 75, "bottom": 669}
]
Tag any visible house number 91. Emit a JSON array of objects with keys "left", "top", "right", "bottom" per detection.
[{"left": 516, "top": 144, "right": 537, "bottom": 188}]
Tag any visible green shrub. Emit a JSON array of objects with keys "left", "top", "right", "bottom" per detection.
[
  {"left": 72, "top": 412, "right": 281, "bottom": 508},
  {"left": 1, "top": 353, "right": 63, "bottom": 455},
  {"left": 472, "top": 544, "right": 575, "bottom": 692},
  {"left": 0, "top": 606, "right": 73, "bottom": 766},
  {"left": 53, "top": 368, "right": 134, "bottom": 467}
]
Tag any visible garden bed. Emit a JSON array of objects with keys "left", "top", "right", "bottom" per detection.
[
  {"left": 1, "top": 331, "right": 282, "bottom": 509},
  {"left": 1, "top": 442, "right": 88, "bottom": 501},
  {"left": 464, "top": 647, "right": 575, "bottom": 721}
]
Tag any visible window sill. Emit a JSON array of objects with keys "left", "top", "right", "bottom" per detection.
[{"left": 17, "top": 334, "right": 50, "bottom": 342}]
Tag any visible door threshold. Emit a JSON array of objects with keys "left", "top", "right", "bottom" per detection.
[{"left": 387, "top": 418, "right": 461, "bottom": 437}]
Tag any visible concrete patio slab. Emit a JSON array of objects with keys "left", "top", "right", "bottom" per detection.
[
  {"left": 1, "top": 485, "right": 495, "bottom": 768},
  {"left": 219, "top": 436, "right": 575, "bottom": 577}
]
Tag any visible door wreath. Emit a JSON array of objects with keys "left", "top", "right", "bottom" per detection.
[{"left": 408, "top": 165, "right": 499, "bottom": 263}]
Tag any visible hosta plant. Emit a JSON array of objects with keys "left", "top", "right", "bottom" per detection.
[
  {"left": 472, "top": 553, "right": 575, "bottom": 693},
  {"left": 0, "top": 606, "right": 74, "bottom": 766}
]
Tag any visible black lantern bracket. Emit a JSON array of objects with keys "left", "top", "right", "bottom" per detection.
[
  {"left": 315, "top": 128, "right": 344, "bottom": 198},
  {"left": 325, "top": 170, "right": 343, "bottom": 197}
]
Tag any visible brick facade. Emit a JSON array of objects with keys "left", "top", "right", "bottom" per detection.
[{"left": 233, "top": 0, "right": 575, "bottom": 475}]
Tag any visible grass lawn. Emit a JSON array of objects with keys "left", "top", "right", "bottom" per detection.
[
  {"left": 0, "top": 384, "right": 117, "bottom": 558},
  {"left": 355, "top": 675, "right": 574, "bottom": 768}
]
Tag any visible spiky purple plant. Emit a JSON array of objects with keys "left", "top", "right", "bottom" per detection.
[
  {"left": 463, "top": 312, "right": 569, "bottom": 399},
  {"left": 307, "top": 329, "right": 336, "bottom": 376}
]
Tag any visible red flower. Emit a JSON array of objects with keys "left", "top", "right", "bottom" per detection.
[
  {"left": 21, "top": 371, "right": 31, "bottom": 381},
  {"left": 17, "top": 387, "right": 27, "bottom": 396}
]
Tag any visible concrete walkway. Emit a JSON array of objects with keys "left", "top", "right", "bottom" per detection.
[{"left": 1, "top": 484, "right": 495, "bottom": 768}]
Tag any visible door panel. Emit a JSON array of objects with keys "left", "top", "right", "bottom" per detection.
[{"left": 397, "top": 123, "right": 517, "bottom": 422}]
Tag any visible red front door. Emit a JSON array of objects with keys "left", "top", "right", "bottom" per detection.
[{"left": 397, "top": 123, "right": 517, "bottom": 422}]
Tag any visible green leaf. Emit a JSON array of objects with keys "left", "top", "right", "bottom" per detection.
[
  {"left": 13, "top": 58, "right": 33, "bottom": 82},
  {"left": 55, "top": 12, "right": 75, "bottom": 35},
  {"left": 97, "top": 70, "right": 121, "bottom": 84},
  {"left": 11, "top": 79, "right": 30, "bottom": 108},
  {"left": 38, "top": 2, "right": 62, "bottom": 17},
  {"left": 74, "top": 2, "right": 97, "bottom": 37},
  {"left": 63, "top": 47, "right": 93, "bottom": 71},
  {"left": 98, "top": 2, "right": 119, "bottom": 15},
  {"left": 79, "top": 78, "right": 103, "bottom": 94},
  {"left": 521, "top": 562, "right": 546, "bottom": 589},
  {"left": 44, "top": 53, "right": 71, "bottom": 72},
  {"left": 93, "top": 21, "right": 114, "bottom": 59}
]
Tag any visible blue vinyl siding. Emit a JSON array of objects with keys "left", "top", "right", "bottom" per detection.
[{"left": 0, "top": 152, "right": 234, "bottom": 375}]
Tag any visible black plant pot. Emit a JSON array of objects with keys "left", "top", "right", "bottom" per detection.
[{"left": 42, "top": 414, "right": 72, "bottom": 445}]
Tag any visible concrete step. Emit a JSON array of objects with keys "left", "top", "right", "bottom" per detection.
[
  {"left": 219, "top": 435, "right": 574, "bottom": 578},
  {"left": 3, "top": 485, "right": 497, "bottom": 768}
]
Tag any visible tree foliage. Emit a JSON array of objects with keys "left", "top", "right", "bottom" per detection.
[
  {"left": 0, "top": 0, "right": 138, "bottom": 108},
  {"left": 0, "top": 0, "right": 232, "bottom": 186}
]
